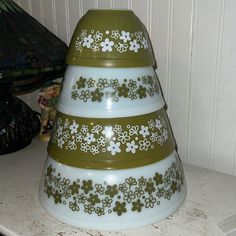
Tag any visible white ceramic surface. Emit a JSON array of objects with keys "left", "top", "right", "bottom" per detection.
[
  {"left": 39, "top": 151, "right": 187, "bottom": 231},
  {"left": 58, "top": 66, "right": 165, "bottom": 118}
]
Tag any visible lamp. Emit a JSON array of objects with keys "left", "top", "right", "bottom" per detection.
[{"left": 0, "top": 0, "right": 68, "bottom": 154}]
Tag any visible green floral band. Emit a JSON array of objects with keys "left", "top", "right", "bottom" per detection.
[
  {"left": 71, "top": 75, "right": 159, "bottom": 102},
  {"left": 43, "top": 154, "right": 184, "bottom": 217},
  {"left": 48, "top": 109, "right": 175, "bottom": 169}
]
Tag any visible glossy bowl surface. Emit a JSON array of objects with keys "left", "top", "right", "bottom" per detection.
[
  {"left": 39, "top": 151, "right": 187, "bottom": 231},
  {"left": 48, "top": 108, "right": 175, "bottom": 169},
  {"left": 66, "top": 9, "right": 155, "bottom": 67},
  {"left": 58, "top": 65, "right": 165, "bottom": 118}
]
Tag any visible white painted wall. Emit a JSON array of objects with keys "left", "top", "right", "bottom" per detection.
[{"left": 16, "top": 0, "right": 236, "bottom": 176}]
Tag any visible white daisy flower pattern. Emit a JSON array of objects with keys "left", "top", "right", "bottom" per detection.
[
  {"left": 84, "top": 133, "right": 96, "bottom": 144},
  {"left": 75, "top": 29, "right": 149, "bottom": 54},
  {"left": 100, "top": 38, "right": 114, "bottom": 52},
  {"left": 50, "top": 113, "right": 170, "bottom": 155},
  {"left": 57, "top": 137, "right": 64, "bottom": 149},
  {"left": 120, "top": 31, "right": 131, "bottom": 43},
  {"left": 82, "top": 34, "right": 94, "bottom": 48},
  {"left": 102, "top": 126, "right": 114, "bottom": 138},
  {"left": 129, "top": 40, "right": 140, "bottom": 53},
  {"left": 69, "top": 121, "right": 79, "bottom": 134},
  {"left": 107, "top": 141, "right": 121, "bottom": 155},
  {"left": 139, "top": 125, "right": 150, "bottom": 138},
  {"left": 126, "top": 140, "right": 138, "bottom": 154}
]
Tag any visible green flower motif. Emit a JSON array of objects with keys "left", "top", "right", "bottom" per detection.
[
  {"left": 123, "top": 190, "right": 135, "bottom": 203},
  {"left": 153, "top": 173, "right": 163, "bottom": 186},
  {"left": 141, "top": 76, "right": 149, "bottom": 84},
  {"left": 113, "top": 201, "right": 127, "bottom": 216},
  {"left": 134, "top": 186, "right": 144, "bottom": 197},
  {"left": 118, "top": 183, "right": 128, "bottom": 193},
  {"left": 81, "top": 180, "right": 93, "bottom": 194},
  {"left": 95, "top": 184, "right": 105, "bottom": 195},
  {"left": 87, "top": 78, "right": 95, "bottom": 88},
  {"left": 69, "top": 200, "right": 80, "bottom": 211},
  {"left": 138, "top": 176, "right": 147, "bottom": 186},
  {"left": 110, "top": 79, "right": 119, "bottom": 89},
  {"left": 76, "top": 77, "right": 86, "bottom": 89},
  {"left": 79, "top": 90, "right": 90, "bottom": 102},
  {"left": 102, "top": 197, "right": 113, "bottom": 208},
  {"left": 128, "top": 79, "right": 137, "bottom": 90},
  {"left": 43, "top": 159, "right": 184, "bottom": 216},
  {"left": 91, "top": 88, "right": 104, "bottom": 102},
  {"left": 128, "top": 91, "right": 137, "bottom": 100},
  {"left": 156, "top": 187, "right": 165, "bottom": 198},
  {"left": 84, "top": 204, "right": 95, "bottom": 214},
  {"left": 125, "top": 177, "right": 137, "bottom": 188},
  {"left": 164, "top": 189, "right": 172, "bottom": 200},
  {"left": 145, "top": 181, "right": 155, "bottom": 195},
  {"left": 137, "top": 85, "right": 147, "bottom": 99},
  {"left": 95, "top": 207, "right": 105, "bottom": 216},
  {"left": 171, "top": 181, "right": 177, "bottom": 194},
  {"left": 105, "top": 185, "right": 118, "bottom": 198},
  {"left": 97, "top": 78, "right": 109, "bottom": 90},
  {"left": 77, "top": 193, "right": 87, "bottom": 203},
  {"left": 71, "top": 90, "right": 79, "bottom": 100},
  {"left": 46, "top": 186, "right": 53, "bottom": 198},
  {"left": 163, "top": 175, "right": 171, "bottom": 187},
  {"left": 60, "top": 178, "right": 70, "bottom": 190},
  {"left": 62, "top": 189, "right": 71, "bottom": 199},
  {"left": 87, "top": 193, "right": 101, "bottom": 206},
  {"left": 117, "top": 84, "right": 130, "bottom": 98},
  {"left": 132, "top": 199, "right": 144, "bottom": 212},
  {"left": 145, "top": 195, "right": 156, "bottom": 208},
  {"left": 147, "top": 75, "right": 154, "bottom": 86},
  {"left": 105, "top": 91, "right": 119, "bottom": 102},
  {"left": 147, "top": 87, "right": 155, "bottom": 97},
  {"left": 69, "top": 181, "right": 80, "bottom": 195},
  {"left": 46, "top": 165, "right": 53, "bottom": 177},
  {"left": 53, "top": 190, "right": 62, "bottom": 204}
]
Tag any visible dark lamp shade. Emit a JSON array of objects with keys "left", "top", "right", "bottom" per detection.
[
  {"left": 0, "top": 0, "right": 68, "bottom": 93},
  {"left": 0, "top": 0, "right": 68, "bottom": 154}
]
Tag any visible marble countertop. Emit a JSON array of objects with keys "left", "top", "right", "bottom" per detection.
[{"left": 0, "top": 139, "right": 236, "bottom": 236}]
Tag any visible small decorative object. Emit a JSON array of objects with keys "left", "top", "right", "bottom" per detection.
[
  {"left": 38, "top": 82, "right": 62, "bottom": 142},
  {"left": 0, "top": 0, "right": 68, "bottom": 154},
  {"left": 39, "top": 9, "right": 187, "bottom": 230}
]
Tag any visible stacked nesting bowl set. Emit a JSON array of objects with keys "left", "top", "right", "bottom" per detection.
[{"left": 39, "top": 9, "right": 187, "bottom": 231}]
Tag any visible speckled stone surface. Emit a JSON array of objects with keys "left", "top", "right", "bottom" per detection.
[{"left": 0, "top": 139, "right": 236, "bottom": 236}]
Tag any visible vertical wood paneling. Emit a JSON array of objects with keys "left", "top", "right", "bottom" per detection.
[
  {"left": 31, "top": 0, "right": 42, "bottom": 22},
  {"left": 151, "top": 0, "right": 169, "bottom": 102},
  {"left": 68, "top": 0, "right": 81, "bottom": 42},
  {"left": 18, "top": 0, "right": 29, "bottom": 12},
  {"left": 97, "top": 0, "right": 112, "bottom": 8},
  {"left": 130, "top": 0, "right": 148, "bottom": 28},
  {"left": 188, "top": 0, "right": 221, "bottom": 168},
  {"left": 54, "top": 0, "right": 68, "bottom": 43},
  {"left": 208, "top": 0, "right": 225, "bottom": 169},
  {"left": 82, "top": 0, "right": 95, "bottom": 15},
  {"left": 212, "top": 0, "right": 236, "bottom": 175},
  {"left": 113, "top": 0, "right": 128, "bottom": 9},
  {"left": 42, "top": 0, "right": 54, "bottom": 32},
  {"left": 168, "top": 0, "right": 193, "bottom": 162}
]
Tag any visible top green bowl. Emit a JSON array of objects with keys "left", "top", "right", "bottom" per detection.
[{"left": 66, "top": 9, "right": 156, "bottom": 67}]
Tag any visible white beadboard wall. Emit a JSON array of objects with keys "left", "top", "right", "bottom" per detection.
[{"left": 16, "top": 0, "right": 236, "bottom": 176}]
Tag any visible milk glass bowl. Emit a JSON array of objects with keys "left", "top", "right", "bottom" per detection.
[
  {"left": 58, "top": 66, "right": 165, "bottom": 118},
  {"left": 39, "top": 8, "right": 187, "bottom": 231}
]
